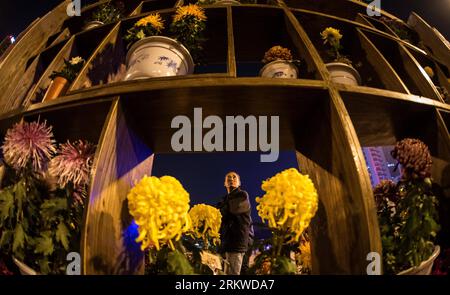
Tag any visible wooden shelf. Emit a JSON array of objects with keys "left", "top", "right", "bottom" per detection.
[
  {"left": 232, "top": 6, "right": 319, "bottom": 79},
  {"left": 63, "top": 0, "right": 142, "bottom": 35},
  {"left": 0, "top": 2, "right": 448, "bottom": 275},
  {"left": 340, "top": 91, "right": 450, "bottom": 188}
]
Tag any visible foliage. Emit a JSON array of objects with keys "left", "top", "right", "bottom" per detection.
[
  {"left": 320, "top": 27, "right": 352, "bottom": 65},
  {"left": 49, "top": 57, "right": 85, "bottom": 82},
  {"left": 375, "top": 139, "right": 440, "bottom": 274},
  {"left": 124, "top": 14, "right": 164, "bottom": 49},
  {"left": 169, "top": 4, "right": 207, "bottom": 61},
  {"left": 0, "top": 165, "right": 48, "bottom": 268},
  {"left": 0, "top": 121, "right": 93, "bottom": 274},
  {"left": 89, "top": 0, "right": 124, "bottom": 24}
]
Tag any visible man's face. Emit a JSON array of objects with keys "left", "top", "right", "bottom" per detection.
[{"left": 224, "top": 172, "right": 240, "bottom": 189}]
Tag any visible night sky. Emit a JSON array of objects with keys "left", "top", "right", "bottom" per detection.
[{"left": 0, "top": 0, "right": 449, "bottom": 235}]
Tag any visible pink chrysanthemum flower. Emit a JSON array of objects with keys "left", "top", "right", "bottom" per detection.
[
  {"left": 2, "top": 121, "right": 56, "bottom": 172},
  {"left": 49, "top": 140, "right": 96, "bottom": 189}
]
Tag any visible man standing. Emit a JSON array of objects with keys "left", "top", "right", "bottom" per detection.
[{"left": 217, "top": 172, "right": 252, "bottom": 275}]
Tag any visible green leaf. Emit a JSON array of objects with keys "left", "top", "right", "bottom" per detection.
[
  {"left": 0, "top": 187, "right": 14, "bottom": 221},
  {"left": 40, "top": 198, "right": 68, "bottom": 220},
  {"left": 12, "top": 223, "right": 25, "bottom": 252},
  {"left": 14, "top": 180, "right": 26, "bottom": 212},
  {"left": 272, "top": 256, "right": 296, "bottom": 275},
  {"left": 56, "top": 222, "right": 70, "bottom": 251},
  {"left": 167, "top": 249, "right": 195, "bottom": 275},
  {"left": 34, "top": 231, "right": 54, "bottom": 256},
  {"left": 0, "top": 230, "right": 13, "bottom": 249},
  {"left": 39, "top": 258, "right": 51, "bottom": 275}
]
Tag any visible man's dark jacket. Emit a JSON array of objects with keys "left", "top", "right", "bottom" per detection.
[{"left": 217, "top": 187, "right": 252, "bottom": 253}]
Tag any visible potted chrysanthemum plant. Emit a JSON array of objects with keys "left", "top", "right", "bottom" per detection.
[
  {"left": 250, "top": 168, "right": 318, "bottom": 275},
  {"left": 260, "top": 45, "right": 299, "bottom": 79},
  {"left": 183, "top": 204, "right": 223, "bottom": 274},
  {"left": 374, "top": 138, "right": 441, "bottom": 275},
  {"left": 0, "top": 121, "right": 57, "bottom": 275},
  {"left": 124, "top": 5, "right": 206, "bottom": 80},
  {"left": 43, "top": 56, "right": 85, "bottom": 102},
  {"left": 128, "top": 175, "right": 195, "bottom": 274},
  {"left": 320, "top": 27, "right": 361, "bottom": 86},
  {"left": 83, "top": 0, "right": 124, "bottom": 30},
  {"left": 33, "top": 140, "right": 96, "bottom": 274}
]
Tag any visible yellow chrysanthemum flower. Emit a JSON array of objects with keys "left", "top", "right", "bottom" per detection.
[
  {"left": 127, "top": 175, "right": 191, "bottom": 251},
  {"left": 424, "top": 66, "right": 434, "bottom": 79},
  {"left": 256, "top": 168, "right": 318, "bottom": 243},
  {"left": 135, "top": 13, "right": 164, "bottom": 31},
  {"left": 299, "top": 241, "right": 312, "bottom": 270},
  {"left": 189, "top": 204, "right": 222, "bottom": 246},
  {"left": 321, "top": 27, "right": 343, "bottom": 44},
  {"left": 173, "top": 4, "right": 207, "bottom": 23}
]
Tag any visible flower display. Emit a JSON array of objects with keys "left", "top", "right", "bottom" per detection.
[
  {"left": 262, "top": 46, "right": 293, "bottom": 64},
  {"left": 299, "top": 241, "right": 312, "bottom": 270},
  {"left": 256, "top": 168, "right": 318, "bottom": 243},
  {"left": 135, "top": 14, "right": 165, "bottom": 31},
  {"left": 170, "top": 4, "right": 207, "bottom": 60},
  {"left": 373, "top": 179, "right": 399, "bottom": 212},
  {"left": 321, "top": 27, "right": 343, "bottom": 45},
  {"left": 124, "top": 13, "right": 164, "bottom": 47},
  {"left": 391, "top": 138, "right": 432, "bottom": 180},
  {"left": 127, "top": 175, "right": 191, "bottom": 251},
  {"left": 2, "top": 121, "right": 56, "bottom": 172},
  {"left": 49, "top": 56, "right": 85, "bottom": 82},
  {"left": 188, "top": 204, "right": 222, "bottom": 246},
  {"left": 173, "top": 4, "right": 207, "bottom": 23},
  {"left": 49, "top": 140, "right": 96, "bottom": 188},
  {"left": 320, "top": 26, "right": 352, "bottom": 65},
  {"left": 424, "top": 66, "right": 434, "bottom": 79}
]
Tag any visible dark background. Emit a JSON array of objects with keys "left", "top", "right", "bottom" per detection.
[{"left": 0, "top": 0, "right": 449, "bottom": 40}]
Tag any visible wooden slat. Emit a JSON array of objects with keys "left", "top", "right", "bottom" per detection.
[
  {"left": 355, "top": 13, "right": 374, "bottom": 27},
  {"left": 398, "top": 44, "right": 444, "bottom": 102},
  {"left": 0, "top": 0, "right": 70, "bottom": 114},
  {"left": 357, "top": 28, "right": 410, "bottom": 94},
  {"left": 407, "top": 12, "right": 450, "bottom": 70},
  {"left": 69, "top": 22, "right": 122, "bottom": 91},
  {"left": 226, "top": 6, "right": 237, "bottom": 77},
  {"left": 22, "top": 37, "right": 76, "bottom": 107},
  {"left": 284, "top": 11, "right": 321, "bottom": 79},
  {"left": 82, "top": 99, "right": 154, "bottom": 274},
  {"left": 282, "top": 7, "right": 329, "bottom": 80}
]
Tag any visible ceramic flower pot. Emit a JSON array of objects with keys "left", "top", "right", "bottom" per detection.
[
  {"left": 124, "top": 36, "right": 195, "bottom": 81},
  {"left": 42, "top": 76, "right": 70, "bottom": 102},
  {"left": 397, "top": 245, "right": 440, "bottom": 275},
  {"left": 13, "top": 257, "right": 38, "bottom": 275},
  {"left": 326, "top": 62, "right": 361, "bottom": 86},
  {"left": 215, "top": 0, "right": 241, "bottom": 5},
  {"left": 259, "top": 60, "right": 298, "bottom": 79},
  {"left": 83, "top": 20, "right": 104, "bottom": 31}
]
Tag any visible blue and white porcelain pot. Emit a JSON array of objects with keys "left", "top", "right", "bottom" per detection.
[{"left": 124, "top": 36, "right": 195, "bottom": 80}]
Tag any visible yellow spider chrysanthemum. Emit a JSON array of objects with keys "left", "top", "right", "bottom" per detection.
[
  {"left": 424, "top": 66, "right": 434, "bottom": 79},
  {"left": 173, "top": 4, "right": 207, "bottom": 23},
  {"left": 256, "top": 168, "right": 318, "bottom": 243},
  {"left": 135, "top": 13, "right": 164, "bottom": 31},
  {"left": 299, "top": 241, "right": 312, "bottom": 270},
  {"left": 320, "top": 27, "right": 343, "bottom": 45},
  {"left": 189, "top": 204, "right": 222, "bottom": 246},
  {"left": 127, "top": 175, "right": 191, "bottom": 251}
]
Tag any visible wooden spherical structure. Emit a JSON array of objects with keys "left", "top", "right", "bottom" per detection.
[{"left": 0, "top": 0, "right": 449, "bottom": 275}]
